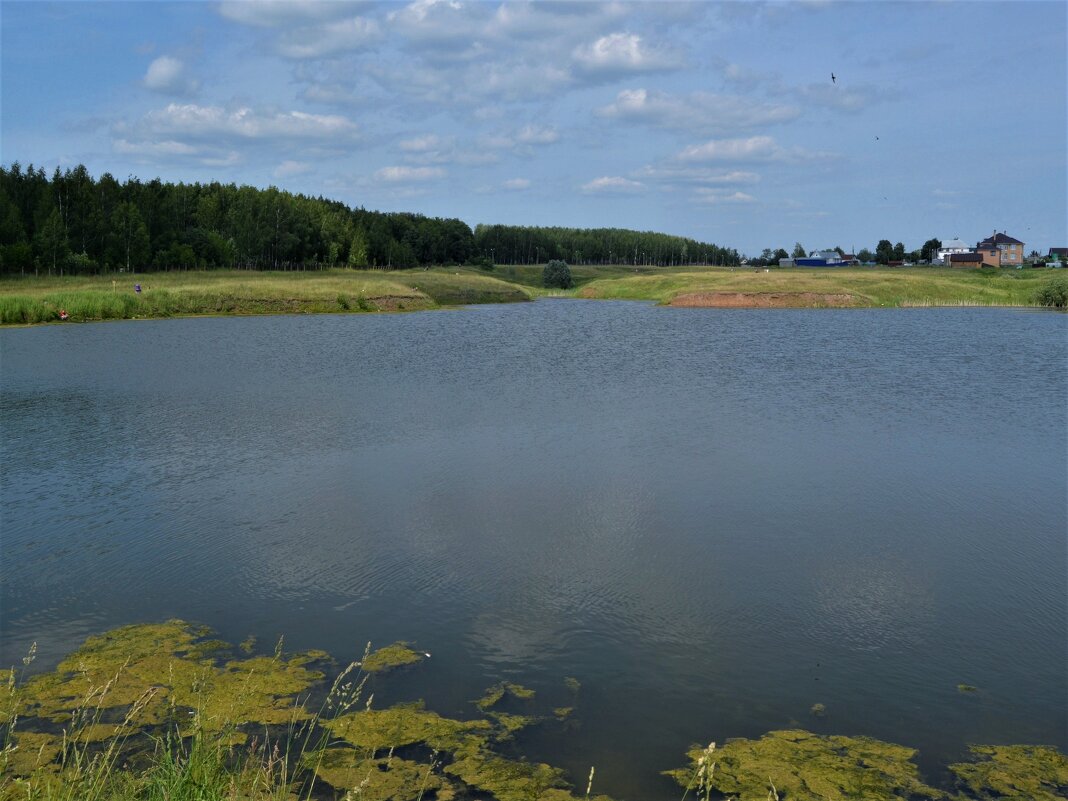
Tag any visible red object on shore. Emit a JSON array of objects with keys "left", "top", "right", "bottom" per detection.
[{"left": 59, "top": 310, "right": 69, "bottom": 320}]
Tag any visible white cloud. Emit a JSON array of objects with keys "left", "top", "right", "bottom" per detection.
[
  {"left": 572, "top": 32, "right": 681, "bottom": 77},
  {"left": 596, "top": 88, "right": 799, "bottom": 134},
  {"left": 694, "top": 188, "right": 756, "bottom": 204},
  {"left": 273, "top": 160, "right": 312, "bottom": 178},
  {"left": 581, "top": 176, "right": 645, "bottom": 194},
  {"left": 634, "top": 165, "right": 761, "bottom": 186},
  {"left": 502, "top": 178, "right": 530, "bottom": 190},
  {"left": 675, "top": 136, "right": 832, "bottom": 164},
  {"left": 218, "top": 1, "right": 364, "bottom": 28},
  {"left": 113, "top": 138, "right": 199, "bottom": 157},
  {"left": 399, "top": 134, "right": 442, "bottom": 152},
  {"left": 142, "top": 56, "right": 198, "bottom": 95},
  {"left": 374, "top": 165, "right": 446, "bottom": 182},
  {"left": 677, "top": 136, "right": 782, "bottom": 162},
  {"left": 136, "top": 103, "right": 360, "bottom": 141},
  {"left": 276, "top": 16, "right": 379, "bottom": 59},
  {"left": 515, "top": 125, "right": 559, "bottom": 145}
]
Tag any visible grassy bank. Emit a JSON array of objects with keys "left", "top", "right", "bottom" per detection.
[
  {"left": 1, "top": 267, "right": 1064, "bottom": 326},
  {"left": 574, "top": 266, "right": 1061, "bottom": 308},
  {"left": 0, "top": 269, "right": 530, "bottom": 325},
  {"left": 3, "top": 622, "right": 1066, "bottom": 801}
]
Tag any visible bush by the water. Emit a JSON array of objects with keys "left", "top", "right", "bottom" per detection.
[
  {"left": 1033, "top": 274, "right": 1068, "bottom": 308},
  {"left": 543, "top": 260, "right": 573, "bottom": 289}
]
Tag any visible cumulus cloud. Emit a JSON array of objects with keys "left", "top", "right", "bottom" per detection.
[
  {"left": 374, "top": 165, "right": 446, "bottom": 182},
  {"left": 595, "top": 88, "right": 799, "bottom": 134},
  {"left": 399, "top": 134, "right": 442, "bottom": 152},
  {"left": 218, "top": 0, "right": 364, "bottom": 28},
  {"left": 276, "top": 16, "right": 379, "bottom": 59},
  {"left": 273, "top": 160, "right": 312, "bottom": 178},
  {"left": 581, "top": 176, "right": 645, "bottom": 194},
  {"left": 135, "top": 103, "right": 360, "bottom": 141},
  {"left": 694, "top": 188, "right": 756, "bottom": 204},
  {"left": 142, "top": 56, "right": 198, "bottom": 95},
  {"left": 572, "top": 32, "right": 681, "bottom": 77},
  {"left": 515, "top": 125, "right": 559, "bottom": 145},
  {"left": 676, "top": 136, "right": 831, "bottom": 164},
  {"left": 502, "top": 178, "right": 530, "bottom": 190},
  {"left": 634, "top": 165, "right": 761, "bottom": 186}
]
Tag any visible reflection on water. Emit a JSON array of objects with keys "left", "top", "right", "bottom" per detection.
[{"left": 1, "top": 302, "right": 1065, "bottom": 798}]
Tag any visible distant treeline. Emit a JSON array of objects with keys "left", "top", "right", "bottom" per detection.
[
  {"left": 0, "top": 163, "right": 739, "bottom": 275},
  {"left": 473, "top": 224, "right": 739, "bottom": 267}
]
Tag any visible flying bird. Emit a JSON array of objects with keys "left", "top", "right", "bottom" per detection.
[
  {"left": 831, "top": 72, "right": 836, "bottom": 84},
  {"left": 875, "top": 136, "right": 880, "bottom": 140}
]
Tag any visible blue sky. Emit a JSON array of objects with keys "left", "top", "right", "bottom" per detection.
[{"left": 2, "top": 0, "right": 1065, "bottom": 255}]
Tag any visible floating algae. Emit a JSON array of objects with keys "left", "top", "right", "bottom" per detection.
[
  {"left": 445, "top": 741, "right": 613, "bottom": 801},
  {"left": 309, "top": 751, "right": 456, "bottom": 800},
  {"left": 6, "top": 621, "right": 325, "bottom": 736},
  {"left": 553, "top": 707, "right": 573, "bottom": 720},
  {"left": 475, "top": 682, "right": 535, "bottom": 711},
  {"left": 948, "top": 744, "right": 1068, "bottom": 801},
  {"left": 486, "top": 711, "right": 536, "bottom": 740},
  {"left": 362, "top": 643, "right": 426, "bottom": 673},
  {"left": 664, "top": 729, "right": 942, "bottom": 801},
  {"left": 957, "top": 684, "right": 979, "bottom": 694},
  {"left": 1, "top": 731, "right": 63, "bottom": 777},
  {"left": 324, "top": 702, "right": 491, "bottom": 752}
]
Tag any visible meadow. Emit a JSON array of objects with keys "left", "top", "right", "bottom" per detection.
[{"left": 0, "top": 266, "right": 1062, "bottom": 326}]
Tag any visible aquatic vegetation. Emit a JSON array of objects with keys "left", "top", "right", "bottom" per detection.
[
  {"left": 324, "top": 702, "right": 491, "bottom": 752},
  {"left": 309, "top": 751, "right": 454, "bottom": 800},
  {"left": 445, "top": 744, "right": 611, "bottom": 801},
  {"left": 9, "top": 621, "right": 325, "bottom": 733},
  {"left": 3, "top": 621, "right": 1066, "bottom": 801},
  {"left": 810, "top": 703, "right": 827, "bottom": 718},
  {"left": 949, "top": 745, "right": 1068, "bottom": 801},
  {"left": 957, "top": 684, "right": 978, "bottom": 693},
  {"left": 563, "top": 677, "right": 581, "bottom": 694},
  {"left": 362, "top": 642, "right": 426, "bottom": 673},
  {"left": 665, "top": 729, "right": 943, "bottom": 801},
  {"left": 475, "top": 682, "right": 535, "bottom": 711}
]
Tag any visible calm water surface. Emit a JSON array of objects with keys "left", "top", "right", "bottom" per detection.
[{"left": 1, "top": 301, "right": 1065, "bottom": 797}]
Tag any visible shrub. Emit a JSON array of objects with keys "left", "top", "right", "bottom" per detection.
[
  {"left": 542, "top": 259, "right": 572, "bottom": 289},
  {"left": 1033, "top": 275, "right": 1068, "bottom": 308}
]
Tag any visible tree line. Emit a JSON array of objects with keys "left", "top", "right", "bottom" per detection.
[
  {"left": 472, "top": 224, "right": 739, "bottom": 267},
  {"left": 0, "top": 163, "right": 739, "bottom": 276}
]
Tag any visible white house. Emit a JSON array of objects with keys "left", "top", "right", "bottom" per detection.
[{"left": 935, "top": 238, "right": 971, "bottom": 264}]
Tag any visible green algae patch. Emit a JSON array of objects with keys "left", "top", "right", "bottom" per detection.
[
  {"left": 957, "top": 684, "right": 978, "bottom": 694},
  {"left": 563, "top": 677, "right": 581, "bottom": 693},
  {"left": 487, "top": 711, "right": 536, "bottom": 740},
  {"left": 553, "top": 707, "right": 573, "bottom": 720},
  {"left": 362, "top": 643, "right": 425, "bottom": 673},
  {"left": 949, "top": 745, "right": 1068, "bottom": 801},
  {"left": 1, "top": 731, "right": 63, "bottom": 777},
  {"left": 309, "top": 751, "right": 455, "bottom": 800},
  {"left": 474, "top": 682, "right": 535, "bottom": 711},
  {"left": 9, "top": 621, "right": 325, "bottom": 733},
  {"left": 324, "top": 702, "right": 491, "bottom": 752},
  {"left": 665, "top": 729, "right": 942, "bottom": 801}
]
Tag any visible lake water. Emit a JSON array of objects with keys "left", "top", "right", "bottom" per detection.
[{"left": 1, "top": 300, "right": 1065, "bottom": 797}]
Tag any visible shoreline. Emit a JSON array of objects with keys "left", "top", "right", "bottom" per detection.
[{"left": 1, "top": 266, "right": 1062, "bottom": 326}]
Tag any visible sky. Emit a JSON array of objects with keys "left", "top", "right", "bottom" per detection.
[{"left": 1, "top": 0, "right": 1065, "bottom": 256}]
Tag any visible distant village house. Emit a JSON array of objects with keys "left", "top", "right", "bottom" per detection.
[{"left": 976, "top": 232, "right": 1024, "bottom": 267}]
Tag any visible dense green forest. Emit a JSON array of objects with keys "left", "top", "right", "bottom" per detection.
[{"left": 0, "top": 163, "right": 739, "bottom": 276}]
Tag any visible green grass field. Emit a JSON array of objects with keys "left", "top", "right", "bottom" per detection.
[{"left": 1, "top": 266, "right": 1062, "bottom": 326}]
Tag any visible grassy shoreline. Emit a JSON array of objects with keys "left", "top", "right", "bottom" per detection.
[{"left": 0, "top": 266, "right": 1062, "bottom": 326}]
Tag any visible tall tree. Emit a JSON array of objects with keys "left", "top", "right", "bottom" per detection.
[
  {"left": 792, "top": 242, "right": 806, "bottom": 258},
  {"left": 109, "top": 202, "right": 150, "bottom": 272},
  {"left": 34, "top": 208, "right": 68, "bottom": 275}
]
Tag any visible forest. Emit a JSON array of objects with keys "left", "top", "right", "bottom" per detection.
[{"left": 0, "top": 163, "right": 740, "bottom": 276}]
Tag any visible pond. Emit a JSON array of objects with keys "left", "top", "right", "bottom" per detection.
[{"left": 1, "top": 300, "right": 1065, "bottom": 798}]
